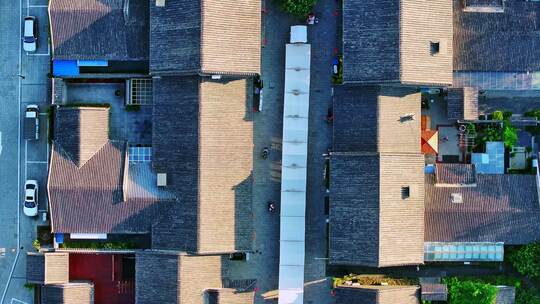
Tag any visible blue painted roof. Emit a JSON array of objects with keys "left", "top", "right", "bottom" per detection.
[
  {"left": 52, "top": 60, "right": 79, "bottom": 76},
  {"left": 472, "top": 141, "right": 505, "bottom": 174}
]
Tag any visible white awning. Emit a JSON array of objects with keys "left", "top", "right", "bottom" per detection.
[{"left": 279, "top": 41, "right": 311, "bottom": 304}]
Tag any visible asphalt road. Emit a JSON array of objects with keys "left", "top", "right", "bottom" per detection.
[{"left": 0, "top": 0, "right": 50, "bottom": 303}]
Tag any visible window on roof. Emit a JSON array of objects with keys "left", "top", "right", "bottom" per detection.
[
  {"left": 401, "top": 186, "right": 410, "bottom": 200},
  {"left": 430, "top": 41, "right": 440, "bottom": 55}
]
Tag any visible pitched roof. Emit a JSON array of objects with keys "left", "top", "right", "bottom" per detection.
[
  {"left": 49, "top": 107, "right": 163, "bottom": 234},
  {"left": 26, "top": 252, "right": 69, "bottom": 285},
  {"left": 54, "top": 107, "right": 109, "bottom": 168},
  {"left": 151, "top": 76, "right": 253, "bottom": 253},
  {"left": 447, "top": 87, "right": 479, "bottom": 121},
  {"left": 420, "top": 283, "right": 448, "bottom": 301},
  {"left": 330, "top": 85, "right": 424, "bottom": 267},
  {"left": 330, "top": 153, "right": 425, "bottom": 267},
  {"left": 425, "top": 171, "right": 540, "bottom": 244},
  {"left": 49, "top": 0, "right": 149, "bottom": 61},
  {"left": 454, "top": 0, "right": 540, "bottom": 72},
  {"left": 333, "top": 86, "right": 421, "bottom": 153},
  {"left": 435, "top": 163, "right": 477, "bottom": 185},
  {"left": 149, "top": 0, "right": 260, "bottom": 76},
  {"left": 335, "top": 285, "right": 420, "bottom": 304},
  {"left": 135, "top": 251, "right": 254, "bottom": 304},
  {"left": 41, "top": 283, "right": 94, "bottom": 304},
  {"left": 496, "top": 286, "right": 516, "bottom": 304},
  {"left": 342, "top": 0, "right": 452, "bottom": 85}
]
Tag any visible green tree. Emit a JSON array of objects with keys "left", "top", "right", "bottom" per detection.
[
  {"left": 444, "top": 277, "right": 498, "bottom": 304},
  {"left": 508, "top": 243, "right": 540, "bottom": 278},
  {"left": 503, "top": 125, "right": 518, "bottom": 149},
  {"left": 279, "top": 0, "right": 317, "bottom": 17}
]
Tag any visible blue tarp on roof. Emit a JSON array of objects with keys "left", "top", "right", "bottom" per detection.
[
  {"left": 53, "top": 60, "right": 79, "bottom": 76},
  {"left": 472, "top": 141, "right": 505, "bottom": 174}
]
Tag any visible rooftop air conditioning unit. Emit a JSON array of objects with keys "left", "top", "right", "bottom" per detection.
[{"left": 157, "top": 173, "right": 167, "bottom": 187}]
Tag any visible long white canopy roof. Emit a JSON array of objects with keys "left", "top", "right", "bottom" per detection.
[{"left": 278, "top": 42, "right": 311, "bottom": 304}]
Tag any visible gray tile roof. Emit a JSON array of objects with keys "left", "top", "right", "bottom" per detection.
[
  {"left": 49, "top": 0, "right": 148, "bottom": 61},
  {"left": 330, "top": 153, "right": 425, "bottom": 267},
  {"left": 41, "top": 283, "right": 94, "bottom": 304},
  {"left": 447, "top": 87, "right": 479, "bottom": 121},
  {"left": 135, "top": 251, "right": 254, "bottom": 304},
  {"left": 49, "top": 107, "right": 163, "bottom": 234},
  {"left": 454, "top": 0, "right": 540, "bottom": 72},
  {"left": 420, "top": 283, "right": 448, "bottom": 301},
  {"left": 333, "top": 86, "right": 421, "bottom": 153},
  {"left": 149, "top": 0, "right": 260, "bottom": 76},
  {"left": 496, "top": 286, "right": 516, "bottom": 304},
  {"left": 435, "top": 163, "right": 476, "bottom": 185},
  {"left": 335, "top": 285, "right": 420, "bottom": 304},
  {"left": 151, "top": 76, "right": 253, "bottom": 253},
  {"left": 331, "top": 85, "right": 424, "bottom": 267},
  {"left": 342, "top": 0, "right": 452, "bottom": 85},
  {"left": 149, "top": 0, "right": 200, "bottom": 75},
  {"left": 425, "top": 172, "right": 540, "bottom": 244},
  {"left": 26, "top": 252, "right": 69, "bottom": 285}
]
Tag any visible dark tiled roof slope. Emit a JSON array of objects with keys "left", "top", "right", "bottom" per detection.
[
  {"left": 454, "top": 0, "right": 540, "bottom": 72},
  {"left": 136, "top": 251, "right": 237, "bottom": 304},
  {"left": 41, "top": 283, "right": 94, "bottom": 304},
  {"left": 151, "top": 76, "right": 200, "bottom": 251},
  {"left": 335, "top": 286, "right": 420, "bottom": 304},
  {"left": 330, "top": 154, "right": 380, "bottom": 266},
  {"left": 149, "top": 0, "right": 201, "bottom": 74},
  {"left": 342, "top": 0, "right": 452, "bottom": 84},
  {"left": 435, "top": 163, "right": 476, "bottom": 185},
  {"left": 425, "top": 173, "right": 540, "bottom": 244},
  {"left": 342, "top": 0, "right": 400, "bottom": 83},
  {"left": 447, "top": 87, "right": 479, "bottom": 121},
  {"left": 333, "top": 86, "right": 378, "bottom": 152},
  {"left": 49, "top": 0, "right": 149, "bottom": 61}
]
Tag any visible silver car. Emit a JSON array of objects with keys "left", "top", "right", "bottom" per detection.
[{"left": 23, "top": 16, "right": 37, "bottom": 52}]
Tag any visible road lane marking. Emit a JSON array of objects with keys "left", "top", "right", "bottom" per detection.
[
  {"left": 0, "top": 132, "right": 2, "bottom": 156},
  {"left": 27, "top": 160, "right": 47, "bottom": 164},
  {"left": 11, "top": 298, "right": 28, "bottom": 304}
]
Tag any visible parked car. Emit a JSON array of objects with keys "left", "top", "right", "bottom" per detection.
[
  {"left": 24, "top": 180, "right": 38, "bottom": 217},
  {"left": 23, "top": 16, "right": 37, "bottom": 52},
  {"left": 253, "top": 76, "right": 263, "bottom": 112},
  {"left": 24, "top": 105, "right": 40, "bottom": 140}
]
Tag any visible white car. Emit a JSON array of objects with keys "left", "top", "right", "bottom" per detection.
[
  {"left": 24, "top": 180, "right": 38, "bottom": 217},
  {"left": 23, "top": 16, "right": 37, "bottom": 52}
]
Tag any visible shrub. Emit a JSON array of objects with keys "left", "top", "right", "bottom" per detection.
[
  {"left": 508, "top": 243, "right": 540, "bottom": 278},
  {"left": 517, "top": 287, "right": 540, "bottom": 304},
  {"left": 493, "top": 110, "right": 505, "bottom": 121},
  {"left": 503, "top": 124, "right": 518, "bottom": 149},
  {"left": 23, "top": 283, "right": 34, "bottom": 291},
  {"left": 125, "top": 104, "right": 141, "bottom": 112},
  {"left": 32, "top": 239, "right": 40, "bottom": 251},
  {"left": 444, "top": 277, "right": 498, "bottom": 304},
  {"left": 279, "top": 0, "right": 317, "bottom": 17}
]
